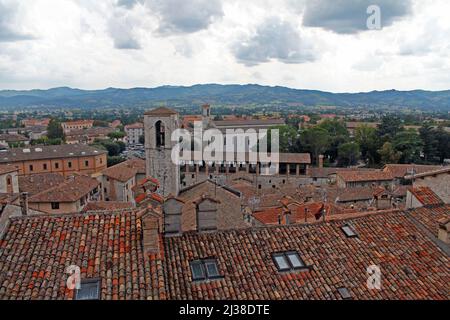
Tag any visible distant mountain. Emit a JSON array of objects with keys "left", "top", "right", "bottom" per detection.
[{"left": 0, "top": 84, "right": 449, "bottom": 110}]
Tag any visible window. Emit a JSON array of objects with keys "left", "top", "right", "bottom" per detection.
[
  {"left": 155, "top": 120, "right": 165, "bottom": 147},
  {"left": 68, "top": 161, "right": 72, "bottom": 168},
  {"left": 43, "top": 163, "right": 47, "bottom": 170},
  {"left": 337, "top": 287, "right": 352, "bottom": 300},
  {"left": 272, "top": 251, "right": 307, "bottom": 272},
  {"left": 7, "top": 177, "right": 11, "bottom": 185},
  {"left": 29, "top": 165, "right": 33, "bottom": 172},
  {"left": 341, "top": 225, "right": 358, "bottom": 238},
  {"left": 75, "top": 279, "right": 101, "bottom": 300},
  {"left": 190, "top": 259, "right": 221, "bottom": 281},
  {"left": 85, "top": 160, "right": 89, "bottom": 167},
  {"left": 51, "top": 202, "right": 60, "bottom": 210},
  {"left": 55, "top": 163, "right": 59, "bottom": 169}
]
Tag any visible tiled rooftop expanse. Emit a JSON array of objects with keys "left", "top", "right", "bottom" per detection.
[
  {"left": 0, "top": 210, "right": 164, "bottom": 300},
  {"left": 164, "top": 210, "right": 449, "bottom": 300}
]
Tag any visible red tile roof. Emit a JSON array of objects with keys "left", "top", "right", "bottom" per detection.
[
  {"left": 102, "top": 159, "right": 146, "bottom": 182},
  {"left": 405, "top": 166, "right": 450, "bottom": 179},
  {"left": 28, "top": 175, "right": 99, "bottom": 203},
  {"left": 409, "top": 187, "right": 444, "bottom": 206},
  {"left": 83, "top": 201, "right": 134, "bottom": 212},
  {"left": 337, "top": 170, "right": 394, "bottom": 183},
  {"left": 18, "top": 173, "right": 65, "bottom": 196},
  {"left": 163, "top": 210, "right": 450, "bottom": 300},
  {"left": 409, "top": 205, "right": 450, "bottom": 237},
  {"left": 0, "top": 210, "right": 164, "bottom": 300},
  {"left": 383, "top": 164, "right": 443, "bottom": 179},
  {"left": 125, "top": 122, "right": 144, "bottom": 130},
  {"left": 144, "top": 107, "right": 178, "bottom": 116}
]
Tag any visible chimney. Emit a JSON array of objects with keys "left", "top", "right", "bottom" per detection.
[
  {"left": 142, "top": 213, "right": 161, "bottom": 254},
  {"left": 318, "top": 155, "right": 324, "bottom": 168},
  {"left": 438, "top": 218, "right": 450, "bottom": 244},
  {"left": 20, "top": 192, "right": 29, "bottom": 216}
]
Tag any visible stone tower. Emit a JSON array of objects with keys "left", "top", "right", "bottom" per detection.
[
  {"left": 202, "top": 104, "right": 211, "bottom": 129},
  {"left": 144, "top": 107, "right": 180, "bottom": 197}
]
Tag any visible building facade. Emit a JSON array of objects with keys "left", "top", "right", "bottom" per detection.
[
  {"left": 62, "top": 120, "right": 94, "bottom": 134},
  {"left": 125, "top": 122, "right": 144, "bottom": 145},
  {"left": 0, "top": 145, "right": 107, "bottom": 177}
]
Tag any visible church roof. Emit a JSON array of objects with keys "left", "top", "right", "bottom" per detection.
[{"left": 144, "top": 107, "right": 178, "bottom": 116}]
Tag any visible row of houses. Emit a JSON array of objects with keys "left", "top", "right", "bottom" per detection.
[{"left": 0, "top": 167, "right": 448, "bottom": 300}]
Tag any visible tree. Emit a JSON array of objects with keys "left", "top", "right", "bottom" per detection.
[
  {"left": 435, "top": 127, "right": 450, "bottom": 162},
  {"left": 317, "top": 119, "right": 349, "bottom": 162},
  {"left": 377, "top": 116, "right": 403, "bottom": 142},
  {"left": 47, "top": 119, "right": 64, "bottom": 140},
  {"left": 107, "top": 156, "right": 126, "bottom": 167},
  {"left": 270, "top": 125, "right": 300, "bottom": 153},
  {"left": 300, "top": 127, "right": 331, "bottom": 165},
  {"left": 93, "top": 120, "right": 109, "bottom": 127},
  {"left": 378, "top": 142, "right": 401, "bottom": 165},
  {"left": 338, "top": 142, "right": 360, "bottom": 166},
  {"left": 355, "top": 125, "right": 379, "bottom": 165},
  {"left": 419, "top": 124, "right": 439, "bottom": 163},
  {"left": 392, "top": 130, "right": 423, "bottom": 163},
  {"left": 108, "top": 131, "right": 126, "bottom": 141}
]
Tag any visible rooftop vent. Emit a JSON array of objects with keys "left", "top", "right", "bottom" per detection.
[
  {"left": 35, "top": 148, "right": 43, "bottom": 152},
  {"left": 342, "top": 224, "right": 358, "bottom": 238},
  {"left": 69, "top": 152, "right": 74, "bottom": 156},
  {"left": 337, "top": 287, "right": 352, "bottom": 300},
  {"left": 23, "top": 149, "right": 31, "bottom": 153}
]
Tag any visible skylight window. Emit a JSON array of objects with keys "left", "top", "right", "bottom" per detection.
[
  {"left": 190, "top": 259, "right": 221, "bottom": 281},
  {"left": 272, "top": 251, "right": 308, "bottom": 272},
  {"left": 75, "top": 279, "right": 101, "bottom": 300},
  {"left": 337, "top": 287, "right": 352, "bottom": 300},
  {"left": 341, "top": 225, "right": 358, "bottom": 238}
]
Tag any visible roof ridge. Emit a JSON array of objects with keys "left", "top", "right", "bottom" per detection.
[{"left": 9, "top": 208, "right": 140, "bottom": 221}]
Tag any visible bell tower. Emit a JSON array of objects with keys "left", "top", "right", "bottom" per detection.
[{"left": 144, "top": 107, "right": 180, "bottom": 197}]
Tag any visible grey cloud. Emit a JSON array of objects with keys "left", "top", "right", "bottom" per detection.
[
  {"left": 117, "top": 0, "right": 142, "bottom": 9},
  {"left": 233, "top": 18, "right": 316, "bottom": 66},
  {"left": 0, "top": 1, "right": 34, "bottom": 42},
  {"left": 108, "top": 13, "right": 142, "bottom": 49},
  {"left": 302, "top": 0, "right": 412, "bottom": 34},
  {"left": 148, "top": 0, "right": 223, "bottom": 35}
]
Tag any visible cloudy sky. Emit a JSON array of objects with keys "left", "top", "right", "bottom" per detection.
[{"left": 0, "top": 0, "right": 449, "bottom": 92}]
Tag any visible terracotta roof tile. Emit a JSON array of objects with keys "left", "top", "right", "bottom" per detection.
[
  {"left": 28, "top": 175, "right": 99, "bottom": 203},
  {"left": 0, "top": 210, "right": 164, "bottom": 300},
  {"left": 409, "top": 187, "right": 444, "bottom": 206},
  {"left": 409, "top": 205, "right": 450, "bottom": 237},
  {"left": 163, "top": 210, "right": 450, "bottom": 300},
  {"left": 83, "top": 201, "right": 134, "bottom": 212},
  {"left": 384, "top": 164, "right": 443, "bottom": 179},
  {"left": 0, "top": 144, "right": 107, "bottom": 163},
  {"left": 337, "top": 170, "right": 394, "bottom": 183},
  {"left": 102, "top": 159, "right": 146, "bottom": 182},
  {"left": 144, "top": 107, "right": 178, "bottom": 116},
  {"left": 19, "top": 173, "right": 65, "bottom": 196}
]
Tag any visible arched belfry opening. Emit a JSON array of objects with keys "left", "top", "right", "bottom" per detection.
[{"left": 155, "top": 120, "right": 165, "bottom": 147}]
